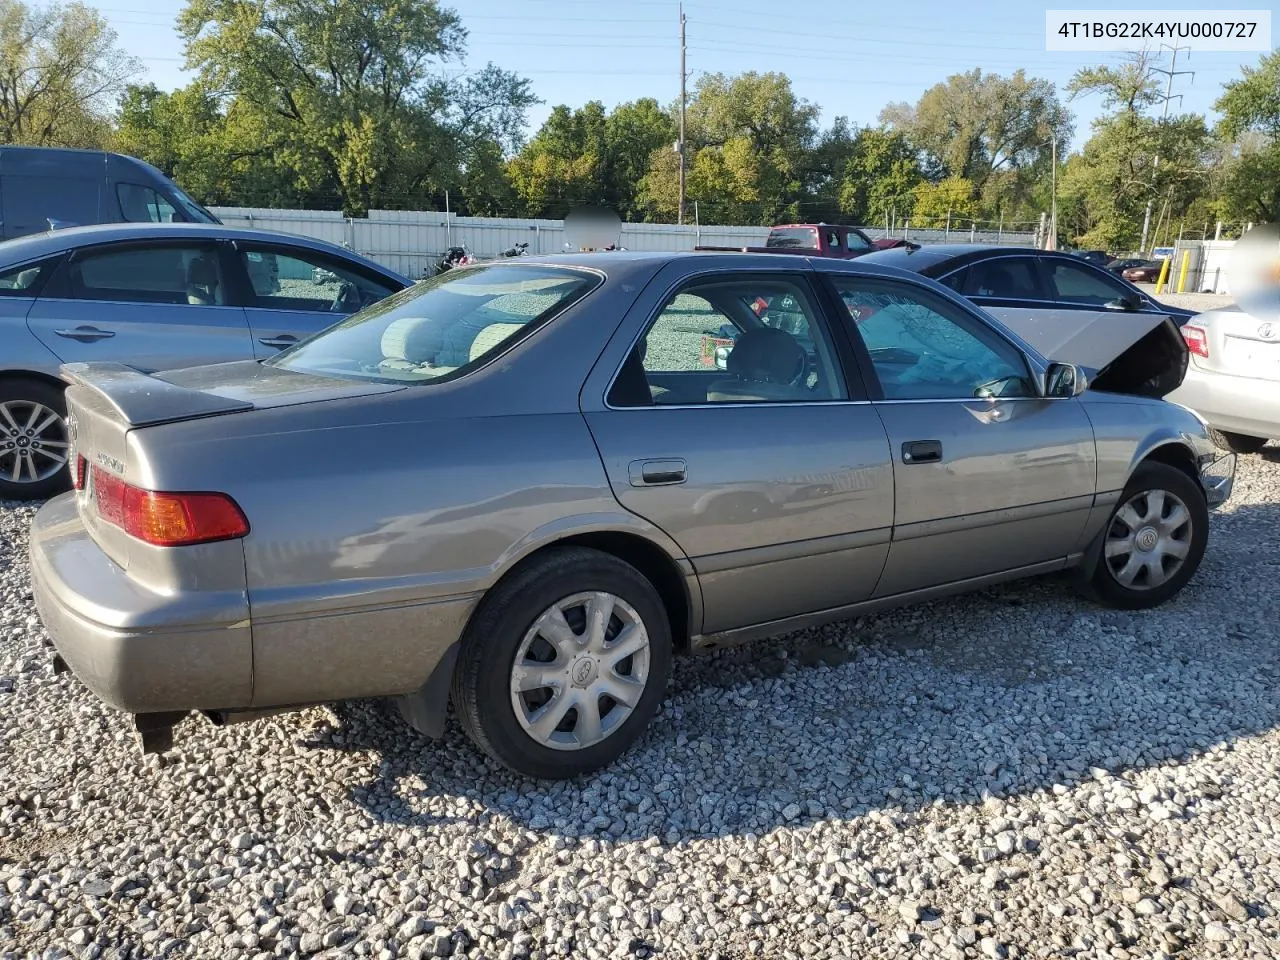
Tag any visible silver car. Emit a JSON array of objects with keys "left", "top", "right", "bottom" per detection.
[
  {"left": 29, "top": 253, "right": 1235, "bottom": 779},
  {"left": 1166, "top": 307, "right": 1280, "bottom": 454},
  {"left": 0, "top": 223, "right": 410, "bottom": 499}
]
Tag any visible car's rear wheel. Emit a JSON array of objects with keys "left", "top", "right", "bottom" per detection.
[
  {"left": 451, "top": 547, "right": 673, "bottom": 779},
  {"left": 0, "top": 378, "right": 71, "bottom": 502},
  {"left": 1084, "top": 462, "right": 1208, "bottom": 610},
  {"left": 1208, "top": 428, "right": 1268, "bottom": 455}
]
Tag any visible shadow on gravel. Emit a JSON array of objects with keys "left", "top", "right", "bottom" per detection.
[{"left": 319, "top": 498, "right": 1280, "bottom": 844}]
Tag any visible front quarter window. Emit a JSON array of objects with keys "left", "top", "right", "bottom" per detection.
[{"left": 268, "top": 264, "right": 600, "bottom": 384}]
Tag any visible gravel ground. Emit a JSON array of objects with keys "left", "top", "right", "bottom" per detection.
[
  {"left": 1137, "top": 286, "right": 1236, "bottom": 314},
  {"left": 3, "top": 452, "right": 1280, "bottom": 960}
]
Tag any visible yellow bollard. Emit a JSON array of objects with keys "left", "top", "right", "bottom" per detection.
[
  {"left": 1176, "top": 250, "right": 1191, "bottom": 293},
  {"left": 1155, "top": 256, "right": 1171, "bottom": 294}
]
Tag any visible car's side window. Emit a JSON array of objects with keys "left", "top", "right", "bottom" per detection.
[
  {"left": 0, "top": 258, "right": 57, "bottom": 297},
  {"left": 54, "top": 245, "right": 225, "bottom": 306},
  {"left": 236, "top": 246, "right": 398, "bottom": 315},
  {"left": 846, "top": 231, "right": 872, "bottom": 253},
  {"left": 833, "top": 279, "right": 1037, "bottom": 400},
  {"left": 957, "top": 256, "right": 1040, "bottom": 299},
  {"left": 1044, "top": 259, "right": 1130, "bottom": 305},
  {"left": 117, "top": 183, "right": 177, "bottom": 223},
  {"left": 608, "top": 277, "right": 848, "bottom": 407}
]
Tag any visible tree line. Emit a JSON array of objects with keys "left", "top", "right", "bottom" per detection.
[{"left": 3, "top": 0, "right": 1278, "bottom": 251}]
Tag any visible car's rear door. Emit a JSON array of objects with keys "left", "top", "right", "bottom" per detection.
[
  {"left": 580, "top": 262, "right": 895, "bottom": 637},
  {"left": 226, "top": 240, "right": 404, "bottom": 359},
  {"left": 825, "top": 273, "right": 1097, "bottom": 597},
  {"left": 24, "top": 239, "right": 254, "bottom": 371}
]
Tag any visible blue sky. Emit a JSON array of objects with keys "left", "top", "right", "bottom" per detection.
[{"left": 98, "top": 0, "right": 1271, "bottom": 151}]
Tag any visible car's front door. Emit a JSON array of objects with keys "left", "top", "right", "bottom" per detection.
[
  {"left": 25, "top": 239, "right": 254, "bottom": 371},
  {"left": 227, "top": 242, "right": 402, "bottom": 359},
  {"left": 827, "top": 274, "right": 1097, "bottom": 598},
  {"left": 582, "top": 267, "right": 895, "bottom": 637}
]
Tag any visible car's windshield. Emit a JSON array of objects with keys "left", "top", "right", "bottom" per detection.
[
  {"left": 169, "top": 184, "right": 219, "bottom": 223},
  {"left": 267, "top": 263, "right": 599, "bottom": 383}
]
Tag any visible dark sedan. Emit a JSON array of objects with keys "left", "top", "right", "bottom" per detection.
[
  {"left": 856, "top": 245, "right": 1197, "bottom": 326},
  {"left": 1123, "top": 262, "right": 1167, "bottom": 284}
]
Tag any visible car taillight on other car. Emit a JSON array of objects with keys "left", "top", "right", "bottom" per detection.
[
  {"left": 72, "top": 455, "right": 86, "bottom": 491},
  {"left": 90, "top": 466, "right": 249, "bottom": 546},
  {"left": 1181, "top": 324, "right": 1209, "bottom": 359}
]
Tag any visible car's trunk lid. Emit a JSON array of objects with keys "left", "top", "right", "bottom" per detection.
[{"left": 62, "top": 361, "right": 402, "bottom": 568}]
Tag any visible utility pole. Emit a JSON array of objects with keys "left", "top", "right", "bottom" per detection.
[
  {"left": 1142, "top": 44, "right": 1193, "bottom": 254},
  {"left": 677, "top": 3, "right": 687, "bottom": 226}
]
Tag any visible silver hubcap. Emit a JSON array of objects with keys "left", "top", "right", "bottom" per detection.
[
  {"left": 510, "top": 591, "right": 651, "bottom": 751},
  {"left": 1104, "top": 488, "right": 1192, "bottom": 590},
  {"left": 0, "top": 400, "right": 68, "bottom": 485}
]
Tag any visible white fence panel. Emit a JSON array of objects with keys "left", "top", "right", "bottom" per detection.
[{"left": 207, "top": 206, "right": 1039, "bottom": 277}]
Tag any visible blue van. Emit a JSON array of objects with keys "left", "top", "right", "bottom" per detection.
[{"left": 0, "top": 146, "right": 221, "bottom": 241}]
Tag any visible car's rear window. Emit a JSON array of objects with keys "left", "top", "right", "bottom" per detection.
[
  {"left": 266, "top": 263, "right": 600, "bottom": 383},
  {"left": 766, "top": 228, "right": 819, "bottom": 249}
]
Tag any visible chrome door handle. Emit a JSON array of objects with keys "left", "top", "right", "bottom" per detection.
[
  {"left": 54, "top": 326, "right": 115, "bottom": 342},
  {"left": 902, "top": 440, "right": 942, "bottom": 464},
  {"left": 629, "top": 459, "right": 687, "bottom": 487},
  {"left": 258, "top": 335, "right": 299, "bottom": 349}
]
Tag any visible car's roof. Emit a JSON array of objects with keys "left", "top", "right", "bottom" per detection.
[
  {"left": 857, "top": 244, "right": 1081, "bottom": 276},
  {"left": 469, "top": 249, "right": 949, "bottom": 286},
  {"left": 0, "top": 222, "right": 408, "bottom": 280}
]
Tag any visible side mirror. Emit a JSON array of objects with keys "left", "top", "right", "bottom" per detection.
[
  {"left": 714, "top": 345, "right": 732, "bottom": 370},
  {"left": 1104, "top": 294, "right": 1142, "bottom": 312},
  {"left": 1045, "top": 362, "right": 1087, "bottom": 398}
]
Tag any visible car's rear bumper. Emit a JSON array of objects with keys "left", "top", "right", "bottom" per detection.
[
  {"left": 1168, "top": 366, "right": 1280, "bottom": 441},
  {"left": 29, "top": 493, "right": 254, "bottom": 713}
]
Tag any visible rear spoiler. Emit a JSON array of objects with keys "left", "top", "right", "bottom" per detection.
[{"left": 60, "top": 362, "right": 253, "bottom": 427}]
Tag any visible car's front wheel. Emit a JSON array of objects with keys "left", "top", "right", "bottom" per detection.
[
  {"left": 0, "top": 378, "right": 72, "bottom": 501},
  {"left": 451, "top": 547, "right": 673, "bottom": 779},
  {"left": 1084, "top": 461, "right": 1208, "bottom": 610},
  {"left": 1208, "top": 428, "right": 1268, "bottom": 455}
]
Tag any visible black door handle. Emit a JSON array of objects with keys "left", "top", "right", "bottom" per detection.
[
  {"left": 902, "top": 440, "right": 942, "bottom": 464},
  {"left": 629, "top": 459, "right": 687, "bottom": 486},
  {"left": 258, "top": 335, "right": 299, "bottom": 349}
]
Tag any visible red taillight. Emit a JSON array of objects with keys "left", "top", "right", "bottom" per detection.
[
  {"left": 72, "top": 455, "right": 86, "bottom": 491},
  {"left": 1181, "top": 324, "right": 1209, "bottom": 359},
  {"left": 90, "top": 466, "right": 249, "bottom": 546}
]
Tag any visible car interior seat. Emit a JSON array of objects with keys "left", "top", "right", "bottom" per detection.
[
  {"left": 185, "top": 255, "right": 220, "bottom": 305},
  {"left": 707, "top": 327, "right": 809, "bottom": 402}
]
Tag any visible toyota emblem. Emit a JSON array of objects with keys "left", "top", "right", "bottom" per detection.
[{"left": 1260, "top": 322, "right": 1275, "bottom": 340}]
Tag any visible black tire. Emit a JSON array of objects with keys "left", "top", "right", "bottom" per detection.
[
  {"left": 0, "top": 377, "right": 71, "bottom": 502},
  {"left": 1207, "top": 428, "right": 1267, "bottom": 455},
  {"left": 1083, "top": 462, "right": 1209, "bottom": 610},
  {"left": 451, "top": 547, "right": 673, "bottom": 779}
]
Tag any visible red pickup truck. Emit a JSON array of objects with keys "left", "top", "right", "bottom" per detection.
[{"left": 694, "top": 223, "right": 915, "bottom": 258}]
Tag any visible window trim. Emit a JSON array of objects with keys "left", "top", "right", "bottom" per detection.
[
  {"left": 41, "top": 238, "right": 235, "bottom": 309},
  {"left": 820, "top": 273, "right": 1044, "bottom": 403},
  {"left": 602, "top": 269, "right": 866, "bottom": 410},
  {"left": 227, "top": 240, "right": 404, "bottom": 315}
]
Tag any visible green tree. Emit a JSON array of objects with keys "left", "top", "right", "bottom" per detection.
[
  {"left": 911, "top": 176, "right": 979, "bottom": 225},
  {"left": 639, "top": 72, "right": 819, "bottom": 224},
  {"left": 836, "top": 126, "right": 924, "bottom": 226},
  {"left": 0, "top": 0, "right": 139, "bottom": 146},
  {"left": 603, "top": 98, "right": 676, "bottom": 220},
  {"left": 1212, "top": 51, "right": 1280, "bottom": 222},
  {"left": 1061, "top": 51, "right": 1210, "bottom": 250},
  {"left": 177, "top": 0, "right": 535, "bottom": 215},
  {"left": 879, "top": 68, "right": 1070, "bottom": 201}
]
